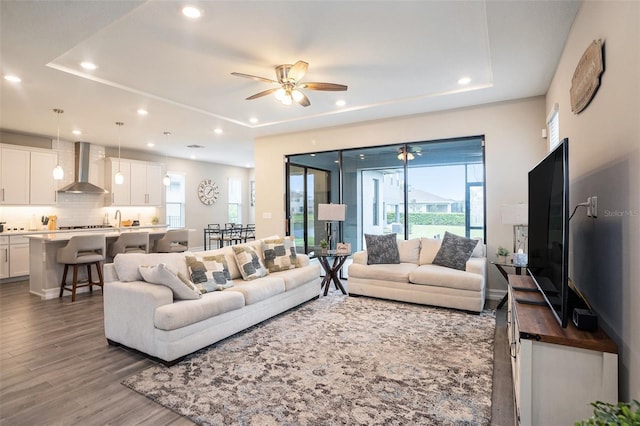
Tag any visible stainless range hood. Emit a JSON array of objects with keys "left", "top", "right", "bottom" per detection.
[{"left": 57, "top": 142, "right": 109, "bottom": 194}]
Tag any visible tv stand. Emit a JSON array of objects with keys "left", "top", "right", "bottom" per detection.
[
  {"left": 514, "top": 297, "right": 547, "bottom": 306},
  {"left": 507, "top": 275, "right": 618, "bottom": 425}
]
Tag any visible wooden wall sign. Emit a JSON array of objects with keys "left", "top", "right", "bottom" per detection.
[{"left": 570, "top": 39, "right": 604, "bottom": 114}]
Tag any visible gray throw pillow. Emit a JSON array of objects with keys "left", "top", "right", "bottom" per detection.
[
  {"left": 432, "top": 231, "right": 479, "bottom": 271},
  {"left": 365, "top": 233, "right": 400, "bottom": 265}
]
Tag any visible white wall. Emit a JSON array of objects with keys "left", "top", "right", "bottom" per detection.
[
  {"left": 165, "top": 157, "right": 254, "bottom": 249},
  {"left": 545, "top": 0, "right": 639, "bottom": 401},
  {"left": 254, "top": 96, "right": 548, "bottom": 294}
]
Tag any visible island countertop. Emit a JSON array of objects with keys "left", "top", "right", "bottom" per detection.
[
  {"left": 28, "top": 228, "right": 193, "bottom": 299},
  {"left": 25, "top": 227, "right": 169, "bottom": 242},
  {"left": 4, "top": 224, "right": 168, "bottom": 238}
]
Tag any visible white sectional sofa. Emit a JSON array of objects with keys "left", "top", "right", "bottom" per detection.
[
  {"left": 347, "top": 237, "right": 487, "bottom": 312},
  {"left": 103, "top": 237, "right": 321, "bottom": 365}
]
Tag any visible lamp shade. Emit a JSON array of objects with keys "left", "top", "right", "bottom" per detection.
[
  {"left": 501, "top": 204, "right": 528, "bottom": 225},
  {"left": 317, "top": 203, "right": 346, "bottom": 221}
]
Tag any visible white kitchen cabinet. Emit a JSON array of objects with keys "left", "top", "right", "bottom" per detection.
[
  {"left": 104, "top": 158, "right": 131, "bottom": 205},
  {"left": 0, "top": 236, "right": 8, "bottom": 279},
  {"left": 130, "top": 161, "right": 162, "bottom": 206},
  {"left": 0, "top": 235, "right": 29, "bottom": 278},
  {"left": 30, "top": 151, "right": 58, "bottom": 204},
  {"left": 508, "top": 275, "right": 618, "bottom": 425},
  {"left": 0, "top": 146, "right": 30, "bottom": 205},
  {"left": 8, "top": 235, "right": 29, "bottom": 277}
]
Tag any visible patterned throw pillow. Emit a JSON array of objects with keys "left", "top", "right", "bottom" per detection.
[
  {"left": 185, "top": 254, "right": 233, "bottom": 293},
  {"left": 432, "top": 231, "right": 479, "bottom": 271},
  {"left": 232, "top": 245, "right": 269, "bottom": 281},
  {"left": 138, "top": 263, "right": 201, "bottom": 300},
  {"left": 262, "top": 236, "right": 297, "bottom": 273},
  {"left": 365, "top": 233, "right": 401, "bottom": 265}
]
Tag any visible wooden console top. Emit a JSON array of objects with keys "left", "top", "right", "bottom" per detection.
[{"left": 508, "top": 275, "right": 617, "bottom": 354}]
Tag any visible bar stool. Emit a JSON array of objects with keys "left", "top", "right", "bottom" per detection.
[
  {"left": 110, "top": 232, "right": 149, "bottom": 257},
  {"left": 57, "top": 235, "right": 106, "bottom": 302},
  {"left": 155, "top": 229, "right": 189, "bottom": 253}
]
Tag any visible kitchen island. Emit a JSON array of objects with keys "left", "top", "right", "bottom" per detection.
[{"left": 26, "top": 227, "right": 175, "bottom": 300}]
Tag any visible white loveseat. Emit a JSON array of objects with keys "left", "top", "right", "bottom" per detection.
[
  {"left": 347, "top": 237, "right": 486, "bottom": 312},
  {"left": 103, "top": 237, "right": 321, "bottom": 365}
]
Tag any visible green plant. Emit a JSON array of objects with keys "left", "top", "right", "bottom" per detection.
[
  {"left": 576, "top": 400, "right": 640, "bottom": 425},
  {"left": 151, "top": 216, "right": 159, "bottom": 225},
  {"left": 496, "top": 246, "right": 510, "bottom": 257},
  {"left": 319, "top": 239, "right": 328, "bottom": 249}
]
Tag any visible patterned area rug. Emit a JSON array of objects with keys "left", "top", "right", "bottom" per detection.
[{"left": 123, "top": 293, "right": 496, "bottom": 425}]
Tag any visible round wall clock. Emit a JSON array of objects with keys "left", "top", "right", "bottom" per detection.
[{"left": 198, "top": 179, "right": 220, "bottom": 205}]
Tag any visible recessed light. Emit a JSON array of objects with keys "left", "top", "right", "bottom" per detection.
[
  {"left": 214, "top": 128, "right": 223, "bottom": 135},
  {"left": 249, "top": 117, "right": 258, "bottom": 124},
  {"left": 182, "top": 6, "right": 201, "bottom": 18},
  {"left": 137, "top": 109, "right": 148, "bottom": 115},
  {"left": 458, "top": 77, "right": 472, "bottom": 85},
  {"left": 336, "top": 100, "right": 346, "bottom": 107},
  {"left": 80, "top": 62, "right": 97, "bottom": 71},
  {"left": 4, "top": 75, "right": 21, "bottom": 83},
  {"left": 190, "top": 154, "right": 196, "bottom": 160},
  {"left": 245, "top": 163, "right": 252, "bottom": 168},
  {"left": 72, "top": 130, "right": 82, "bottom": 135},
  {"left": 147, "top": 142, "right": 155, "bottom": 147}
]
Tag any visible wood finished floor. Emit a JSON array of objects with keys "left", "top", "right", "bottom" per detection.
[{"left": 0, "top": 280, "right": 514, "bottom": 425}]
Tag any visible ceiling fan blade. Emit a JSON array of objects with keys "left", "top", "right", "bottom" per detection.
[
  {"left": 246, "top": 88, "right": 279, "bottom": 100},
  {"left": 302, "top": 82, "right": 348, "bottom": 91},
  {"left": 231, "top": 72, "right": 278, "bottom": 84},
  {"left": 296, "top": 91, "right": 311, "bottom": 107},
  {"left": 288, "top": 61, "right": 308, "bottom": 82}
]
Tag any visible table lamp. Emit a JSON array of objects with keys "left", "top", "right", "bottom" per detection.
[{"left": 317, "top": 203, "right": 346, "bottom": 251}]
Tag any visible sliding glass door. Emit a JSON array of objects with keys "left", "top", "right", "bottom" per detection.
[
  {"left": 286, "top": 152, "right": 338, "bottom": 253},
  {"left": 285, "top": 136, "right": 485, "bottom": 253}
]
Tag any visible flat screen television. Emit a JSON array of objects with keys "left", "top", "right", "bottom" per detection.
[{"left": 527, "top": 138, "right": 570, "bottom": 327}]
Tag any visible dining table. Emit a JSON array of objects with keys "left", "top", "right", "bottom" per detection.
[{"left": 203, "top": 225, "right": 254, "bottom": 250}]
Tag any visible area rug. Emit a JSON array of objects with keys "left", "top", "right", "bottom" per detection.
[{"left": 123, "top": 293, "right": 496, "bottom": 425}]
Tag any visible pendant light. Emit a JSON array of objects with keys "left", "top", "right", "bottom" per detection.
[
  {"left": 162, "top": 131, "right": 171, "bottom": 186},
  {"left": 114, "top": 121, "right": 124, "bottom": 185},
  {"left": 52, "top": 108, "right": 64, "bottom": 180}
]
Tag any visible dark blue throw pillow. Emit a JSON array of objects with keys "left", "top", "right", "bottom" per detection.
[
  {"left": 432, "top": 231, "right": 479, "bottom": 271},
  {"left": 365, "top": 233, "right": 401, "bottom": 265}
]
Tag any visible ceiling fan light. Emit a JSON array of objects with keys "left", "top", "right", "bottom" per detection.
[
  {"left": 274, "top": 88, "right": 286, "bottom": 101},
  {"left": 281, "top": 95, "right": 292, "bottom": 105},
  {"left": 292, "top": 89, "right": 304, "bottom": 102}
]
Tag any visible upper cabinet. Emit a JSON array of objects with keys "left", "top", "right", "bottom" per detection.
[
  {"left": 0, "top": 147, "right": 29, "bottom": 204},
  {"left": 30, "top": 151, "right": 58, "bottom": 204},
  {"left": 1, "top": 145, "right": 57, "bottom": 205},
  {"left": 104, "top": 158, "right": 131, "bottom": 205},
  {"left": 105, "top": 158, "right": 162, "bottom": 206},
  {"left": 130, "top": 162, "right": 162, "bottom": 206}
]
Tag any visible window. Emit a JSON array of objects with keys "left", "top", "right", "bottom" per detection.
[
  {"left": 165, "top": 172, "right": 185, "bottom": 228},
  {"left": 228, "top": 178, "right": 242, "bottom": 224},
  {"left": 285, "top": 136, "right": 485, "bottom": 253},
  {"left": 547, "top": 103, "right": 560, "bottom": 151}
]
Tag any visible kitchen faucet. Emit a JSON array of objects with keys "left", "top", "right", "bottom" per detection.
[{"left": 115, "top": 209, "right": 122, "bottom": 229}]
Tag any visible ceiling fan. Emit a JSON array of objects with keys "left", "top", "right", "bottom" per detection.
[{"left": 231, "top": 60, "right": 347, "bottom": 107}]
